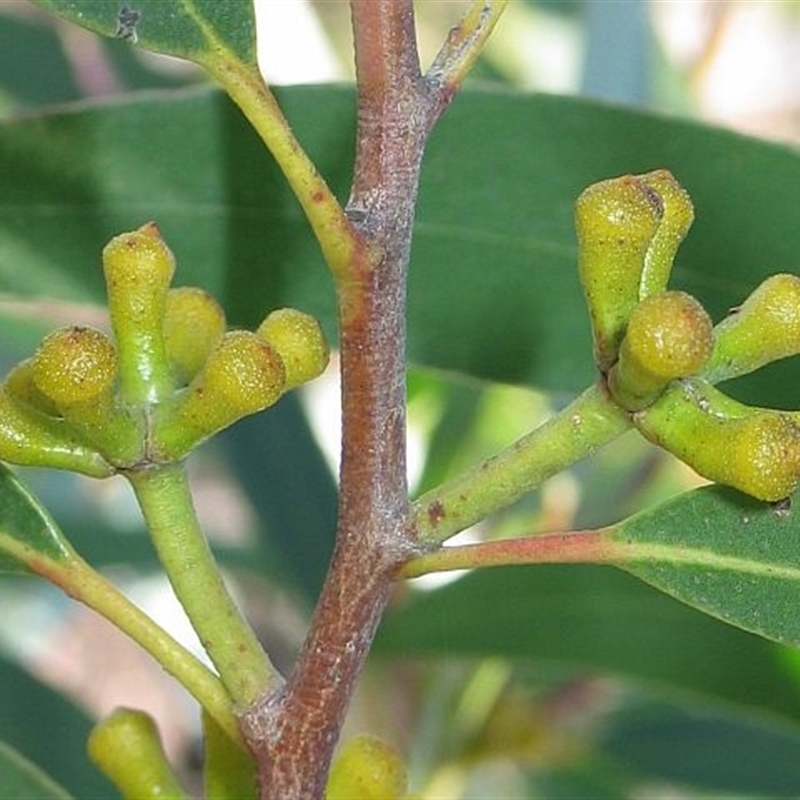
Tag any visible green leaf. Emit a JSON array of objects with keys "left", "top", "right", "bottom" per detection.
[
  {"left": 596, "top": 691, "right": 800, "bottom": 796},
  {"left": 2, "top": 86, "right": 800, "bottom": 407},
  {"left": 375, "top": 565, "right": 800, "bottom": 722},
  {"left": 528, "top": 690, "right": 800, "bottom": 797},
  {"left": 0, "top": 464, "right": 75, "bottom": 573},
  {"left": 0, "top": 740, "right": 74, "bottom": 800},
  {"left": 611, "top": 485, "right": 800, "bottom": 649},
  {"left": 222, "top": 395, "right": 337, "bottom": 605},
  {"left": 0, "top": 12, "right": 82, "bottom": 113},
  {"left": 32, "top": 0, "right": 255, "bottom": 68}
]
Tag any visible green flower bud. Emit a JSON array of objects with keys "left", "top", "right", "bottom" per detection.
[
  {"left": 0, "top": 387, "right": 112, "bottom": 477},
  {"left": 609, "top": 291, "right": 713, "bottom": 410},
  {"left": 704, "top": 273, "right": 800, "bottom": 384},
  {"left": 256, "top": 308, "right": 329, "bottom": 389},
  {"left": 635, "top": 379, "right": 800, "bottom": 501},
  {"left": 32, "top": 326, "right": 117, "bottom": 408},
  {"left": 638, "top": 170, "right": 694, "bottom": 299},
  {"left": 327, "top": 735, "right": 408, "bottom": 800},
  {"left": 163, "top": 286, "right": 226, "bottom": 385},
  {"left": 88, "top": 708, "right": 188, "bottom": 800},
  {"left": 103, "top": 222, "right": 175, "bottom": 404},
  {"left": 152, "top": 330, "right": 285, "bottom": 459},
  {"left": 29, "top": 327, "right": 142, "bottom": 464},
  {"left": 576, "top": 174, "right": 663, "bottom": 371}
]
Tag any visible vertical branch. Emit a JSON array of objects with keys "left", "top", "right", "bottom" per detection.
[
  {"left": 239, "top": 2, "right": 507, "bottom": 797},
  {"left": 241, "top": 4, "right": 426, "bottom": 797}
]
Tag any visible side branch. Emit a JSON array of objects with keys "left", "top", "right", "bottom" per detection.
[
  {"left": 204, "top": 58, "right": 357, "bottom": 282},
  {"left": 410, "top": 383, "right": 631, "bottom": 545},
  {"left": 399, "top": 528, "right": 616, "bottom": 579},
  {"left": 426, "top": 0, "right": 509, "bottom": 110}
]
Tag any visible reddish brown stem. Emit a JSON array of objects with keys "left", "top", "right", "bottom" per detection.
[
  {"left": 400, "top": 529, "right": 618, "bottom": 579},
  {"left": 239, "top": 2, "right": 450, "bottom": 797}
]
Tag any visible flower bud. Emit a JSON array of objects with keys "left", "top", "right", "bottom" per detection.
[
  {"left": 576, "top": 174, "right": 663, "bottom": 371},
  {"left": 163, "top": 286, "right": 226, "bottom": 385},
  {"left": 704, "top": 273, "right": 800, "bottom": 384},
  {"left": 256, "top": 308, "right": 329, "bottom": 389},
  {"left": 88, "top": 708, "right": 187, "bottom": 800},
  {"left": 609, "top": 291, "right": 713, "bottom": 410},
  {"left": 31, "top": 326, "right": 117, "bottom": 408},
  {"left": 28, "top": 327, "right": 141, "bottom": 463},
  {"left": 152, "top": 330, "right": 285, "bottom": 459},
  {"left": 635, "top": 379, "right": 800, "bottom": 501},
  {"left": 638, "top": 170, "right": 694, "bottom": 299},
  {"left": 326, "top": 735, "right": 408, "bottom": 800},
  {"left": 102, "top": 222, "right": 175, "bottom": 404}
]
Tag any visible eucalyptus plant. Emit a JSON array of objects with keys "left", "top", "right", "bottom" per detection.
[{"left": 3, "top": 2, "right": 800, "bottom": 798}]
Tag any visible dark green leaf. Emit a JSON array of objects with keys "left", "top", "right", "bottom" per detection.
[
  {"left": 33, "top": 0, "right": 255, "bottom": 67},
  {"left": 597, "top": 692, "right": 800, "bottom": 796},
  {"left": 612, "top": 485, "right": 800, "bottom": 649},
  {"left": 375, "top": 565, "right": 800, "bottom": 722},
  {"left": 0, "top": 12, "right": 81, "bottom": 114},
  {"left": 1, "top": 87, "right": 800, "bottom": 407},
  {"left": 221, "top": 395, "right": 337, "bottom": 605},
  {"left": 0, "top": 465, "right": 74, "bottom": 573},
  {"left": 0, "top": 739, "right": 74, "bottom": 800}
]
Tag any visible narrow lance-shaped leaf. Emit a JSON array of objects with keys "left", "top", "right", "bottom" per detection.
[
  {"left": 376, "top": 564, "right": 800, "bottom": 721},
  {"left": 3, "top": 88, "right": 800, "bottom": 405},
  {"left": 0, "top": 463, "right": 76, "bottom": 573},
  {"left": 32, "top": 0, "right": 255, "bottom": 68},
  {"left": 611, "top": 484, "right": 800, "bottom": 647}
]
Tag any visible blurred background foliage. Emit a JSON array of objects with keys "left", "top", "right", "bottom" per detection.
[{"left": 2, "top": 1, "right": 800, "bottom": 797}]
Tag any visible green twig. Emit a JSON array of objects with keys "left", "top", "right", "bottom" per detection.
[
  {"left": 15, "top": 542, "right": 240, "bottom": 743},
  {"left": 201, "top": 58, "right": 359, "bottom": 283},
  {"left": 427, "top": 0, "right": 509, "bottom": 92},
  {"left": 128, "top": 464, "right": 281, "bottom": 708},
  {"left": 410, "top": 383, "right": 631, "bottom": 545}
]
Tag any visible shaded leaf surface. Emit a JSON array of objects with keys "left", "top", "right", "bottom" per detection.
[
  {"left": 0, "top": 740, "right": 73, "bottom": 800},
  {"left": 1, "top": 86, "right": 800, "bottom": 406},
  {"left": 376, "top": 565, "right": 800, "bottom": 722},
  {"left": 221, "top": 395, "right": 337, "bottom": 606},
  {"left": 598, "top": 693, "right": 800, "bottom": 796}
]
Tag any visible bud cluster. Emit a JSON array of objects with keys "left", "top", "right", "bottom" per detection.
[
  {"left": 577, "top": 172, "right": 800, "bottom": 501},
  {"left": 0, "top": 223, "right": 329, "bottom": 473}
]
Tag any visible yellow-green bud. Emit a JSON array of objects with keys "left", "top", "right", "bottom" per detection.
[
  {"left": 704, "top": 273, "right": 800, "bottom": 384},
  {"left": 576, "top": 174, "right": 663, "bottom": 371},
  {"left": 326, "top": 735, "right": 408, "bottom": 800},
  {"left": 31, "top": 326, "right": 117, "bottom": 408},
  {"left": 256, "top": 308, "right": 329, "bottom": 389},
  {"left": 638, "top": 170, "right": 694, "bottom": 299},
  {"left": 152, "top": 330, "right": 285, "bottom": 459},
  {"left": 102, "top": 222, "right": 175, "bottom": 404},
  {"left": 87, "top": 708, "right": 187, "bottom": 800},
  {"left": 163, "top": 286, "right": 226, "bottom": 384},
  {"left": 635, "top": 379, "right": 800, "bottom": 501},
  {"left": 609, "top": 291, "right": 713, "bottom": 410},
  {"left": 28, "top": 326, "right": 142, "bottom": 463}
]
